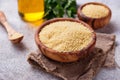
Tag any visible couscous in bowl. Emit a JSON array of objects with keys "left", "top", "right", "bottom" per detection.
[
  {"left": 77, "top": 2, "right": 111, "bottom": 29},
  {"left": 35, "top": 18, "right": 96, "bottom": 62}
]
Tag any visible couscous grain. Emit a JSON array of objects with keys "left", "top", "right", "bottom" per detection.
[
  {"left": 82, "top": 4, "right": 109, "bottom": 18},
  {"left": 39, "top": 21, "right": 93, "bottom": 52}
]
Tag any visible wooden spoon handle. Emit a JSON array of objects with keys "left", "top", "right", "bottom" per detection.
[
  {"left": 0, "top": 11, "right": 7, "bottom": 23},
  {"left": 0, "top": 11, "right": 16, "bottom": 34}
]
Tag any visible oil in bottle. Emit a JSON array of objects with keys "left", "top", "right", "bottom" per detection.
[{"left": 18, "top": 0, "right": 44, "bottom": 22}]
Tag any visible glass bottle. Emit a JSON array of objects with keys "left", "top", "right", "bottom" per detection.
[{"left": 18, "top": 0, "right": 44, "bottom": 22}]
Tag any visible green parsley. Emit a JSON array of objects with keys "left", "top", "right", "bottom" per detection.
[{"left": 44, "top": 0, "right": 77, "bottom": 20}]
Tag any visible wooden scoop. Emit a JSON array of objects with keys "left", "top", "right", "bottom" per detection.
[{"left": 0, "top": 11, "right": 24, "bottom": 43}]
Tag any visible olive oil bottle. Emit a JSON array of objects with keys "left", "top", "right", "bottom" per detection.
[{"left": 18, "top": 0, "right": 44, "bottom": 22}]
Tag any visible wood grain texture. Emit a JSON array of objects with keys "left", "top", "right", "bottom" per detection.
[
  {"left": 77, "top": 2, "right": 111, "bottom": 29},
  {"left": 35, "top": 18, "right": 96, "bottom": 62}
]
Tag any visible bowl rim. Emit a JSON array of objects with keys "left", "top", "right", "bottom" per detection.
[
  {"left": 77, "top": 2, "right": 112, "bottom": 20},
  {"left": 35, "top": 18, "right": 96, "bottom": 56}
]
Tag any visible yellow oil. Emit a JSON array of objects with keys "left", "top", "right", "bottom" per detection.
[
  {"left": 18, "top": 0, "right": 44, "bottom": 22},
  {"left": 28, "top": 19, "right": 45, "bottom": 27}
]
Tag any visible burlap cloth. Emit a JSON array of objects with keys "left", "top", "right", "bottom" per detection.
[{"left": 27, "top": 33, "right": 116, "bottom": 80}]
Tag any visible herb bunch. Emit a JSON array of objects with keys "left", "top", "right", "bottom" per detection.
[{"left": 44, "top": 0, "right": 77, "bottom": 20}]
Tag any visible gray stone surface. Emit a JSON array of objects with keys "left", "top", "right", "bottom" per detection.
[{"left": 0, "top": 0, "right": 120, "bottom": 80}]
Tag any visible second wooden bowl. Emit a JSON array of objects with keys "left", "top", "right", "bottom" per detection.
[{"left": 77, "top": 2, "right": 112, "bottom": 29}]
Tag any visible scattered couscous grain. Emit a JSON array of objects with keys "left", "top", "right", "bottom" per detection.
[
  {"left": 39, "top": 21, "right": 93, "bottom": 52},
  {"left": 82, "top": 4, "right": 109, "bottom": 18}
]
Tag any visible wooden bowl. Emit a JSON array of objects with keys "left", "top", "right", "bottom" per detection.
[
  {"left": 35, "top": 18, "right": 96, "bottom": 62},
  {"left": 77, "top": 2, "right": 112, "bottom": 30}
]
